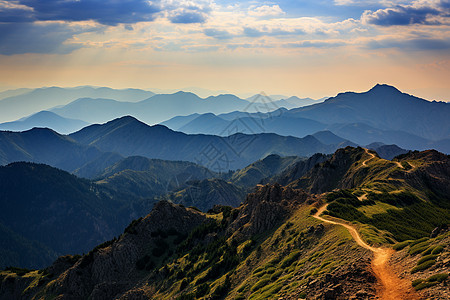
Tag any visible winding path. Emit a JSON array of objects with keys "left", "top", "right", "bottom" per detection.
[
  {"left": 313, "top": 205, "right": 420, "bottom": 300},
  {"left": 362, "top": 149, "right": 376, "bottom": 167}
]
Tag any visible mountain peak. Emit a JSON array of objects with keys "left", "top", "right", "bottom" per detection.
[
  {"left": 368, "top": 83, "right": 401, "bottom": 94},
  {"left": 106, "top": 115, "right": 145, "bottom": 126}
]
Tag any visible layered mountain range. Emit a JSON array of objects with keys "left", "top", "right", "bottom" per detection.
[
  {"left": 162, "top": 84, "right": 450, "bottom": 152},
  {"left": 0, "top": 147, "right": 448, "bottom": 299},
  {"left": 0, "top": 83, "right": 448, "bottom": 299}
]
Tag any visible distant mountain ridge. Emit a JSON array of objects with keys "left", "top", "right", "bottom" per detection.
[
  {"left": 287, "top": 84, "right": 450, "bottom": 141},
  {"left": 0, "top": 86, "right": 155, "bottom": 122},
  {"left": 68, "top": 116, "right": 350, "bottom": 170},
  {"left": 50, "top": 92, "right": 284, "bottom": 125},
  {"left": 0, "top": 111, "right": 89, "bottom": 134},
  {"left": 161, "top": 84, "right": 450, "bottom": 153}
]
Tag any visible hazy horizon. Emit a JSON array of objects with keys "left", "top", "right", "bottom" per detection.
[{"left": 1, "top": 0, "right": 449, "bottom": 101}]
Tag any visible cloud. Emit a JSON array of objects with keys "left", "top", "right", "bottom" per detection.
[
  {"left": 283, "top": 40, "right": 347, "bottom": 48},
  {"left": 243, "top": 26, "right": 305, "bottom": 38},
  {"left": 167, "top": 9, "right": 208, "bottom": 23},
  {"left": 243, "top": 27, "right": 264, "bottom": 38},
  {"left": 362, "top": 0, "right": 450, "bottom": 26},
  {"left": 366, "top": 37, "right": 450, "bottom": 50},
  {"left": 0, "top": 0, "right": 213, "bottom": 25},
  {"left": 204, "top": 28, "right": 233, "bottom": 39},
  {"left": 0, "top": 0, "right": 161, "bottom": 25},
  {"left": 162, "top": 0, "right": 211, "bottom": 24},
  {"left": 249, "top": 5, "right": 285, "bottom": 17},
  {"left": 0, "top": 22, "right": 93, "bottom": 55}
]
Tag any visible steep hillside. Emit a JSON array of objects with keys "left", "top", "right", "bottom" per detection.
[
  {"left": 231, "top": 154, "right": 301, "bottom": 188},
  {"left": 0, "top": 128, "right": 106, "bottom": 173},
  {"left": 96, "top": 156, "right": 216, "bottom": 199},
  {"left": 268, "top": 153, "right": 331, "bottom": 186},
  {"left": 2, "top": 148, "right": 448, "bottom": 299},
  {"left": 1, "top": 187, "right": 379, "bottom": 299},
  {"left": 0, "top": 162, "right": 135, "bottom": 269},
  {"left": 166, "top": 178, "right": 245, "bottom": 211},
  {"left": 291, "top": 147, "right": 450, "bottom": 241}
]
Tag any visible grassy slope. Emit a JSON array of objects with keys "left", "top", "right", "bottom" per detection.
[
  {"left": 136, "top": 204, "right": 371, "bottom": 299},
  {"left": 293, "top": 148, "right": 449, "bottom": 242}
]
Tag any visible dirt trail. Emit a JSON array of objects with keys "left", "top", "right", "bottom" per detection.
[
  {"left": 313, "top": 205, "right": 420, "bottom": 300},
  {"left": 362, "top": 149, "right": 376, "bottom": 167}
]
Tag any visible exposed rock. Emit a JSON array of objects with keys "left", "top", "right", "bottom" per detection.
[
  {"left": 228, "top": 184, "right": 310, "bottom": 240},
  {"left": 46, "top": 201, "right": 207, "bottom": 299}
]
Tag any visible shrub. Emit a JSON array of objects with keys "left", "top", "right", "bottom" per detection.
[
  {"left": 412, "top": 279, "right": 423, "bottom": 287},
  {"left": 417, "top": 255, "right": 438, "bottom": 266},
  {"left": 4, "top": 267, "right": 31, "bottom": 276},
  {"left": 414, "top": 281, "right": 438, "bottom": 290},
  {"left": 211, "top": 275, "right": 231, "bottom": 299},
  {"left": 195, "top": 283, "right": 210, "bottom": 297},
  {"left": 179, "top": 279, "right": 189, "bottom": 291},
  {"left": 411, "top": 260, "right": 435, "bottom": 273},
  {"left": 427, "top": 273, "right": 448, "bottom": 282},
  {"left": 251, "top": 278, "right": 270, "bottom": 292},
  {"left": 412, "top": 273, "right": 448, "bottom": 291},
  {"left": 270, "top": 270, "right": 283, "bottom": 281},
  {"left": 409, "top": 241, "right": 431, "bottom": 255},
  {"left": 431, "top": 245, "right": 444, "bottom": 255},
  {"left": 280, "top": 251, "right": 301, "bottom": 268},
  {"left": 393, "top": 241, "right": 410, "bottom": 251}
]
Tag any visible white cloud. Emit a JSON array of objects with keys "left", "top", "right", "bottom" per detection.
[{"left": 248, "top": 5, "right": 285, "bottom": 17}]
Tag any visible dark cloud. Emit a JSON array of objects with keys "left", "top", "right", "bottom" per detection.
[
  {"left": 204, "top": 28, "right": 233, "bottom": 40},
  {"left": 0, "top": 5, "right": 34, "bottom": 22},
  {"left": 168, "top": 9, "right": 207, "bottom": 24},
  {"left": 0, "top": 22, "right": 90, "bottom": 55},
  {"left": 1, "top": 0, "right": 161, "bottom": 25},
  {"left": 366, "top": 38, "right": 450, "bottom": 50},
  {"left": 362, "top": 2, "right": 449, "bottom": 26}
]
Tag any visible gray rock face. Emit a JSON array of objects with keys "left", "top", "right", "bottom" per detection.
[
  {"left": 228, "top": 184, "right": 309, "bottom": 239},
  {"left": 48, "top": 201, "right": 207, "bottom": 299}
]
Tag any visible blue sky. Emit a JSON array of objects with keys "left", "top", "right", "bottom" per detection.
[{"left": 0, "top": 0, "right": 449, "bottom": 100}]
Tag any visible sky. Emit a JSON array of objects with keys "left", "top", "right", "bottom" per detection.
[{"left": 0, "top": 0, "right": 449, "bottom": 100}]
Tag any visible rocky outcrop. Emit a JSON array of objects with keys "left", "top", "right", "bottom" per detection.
[
  {"left": 267, "top": 153, "right": 330, "bottom": 186},
  {"left": 43, "top": 201, "right": 206, "bottom": 299},
  {"left": 228, "top": 184, "right": 310, "bottom": 239},
  {"left": 289, "top": 147, "right": 368, "bottom": 193}
]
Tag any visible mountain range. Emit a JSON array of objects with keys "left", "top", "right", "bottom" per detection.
[
  {"left": 68, "top": 116, "right": 348, "bottom": 171},
  {"left": 1, "top": 146, "right": 448, "bottom": 299},
  {"left": 50, "top": 92, "right": 278, "bottom": 125},
  {"left": 0, "top": 86, "right": 318, "bottom": 127},
  {"left": 0, "top": 111, "right": 89, "bottom": 134},
  {"left": 0, "top": 86, "right": 155, "bottom": 122},
  {"left": 162, "top": 84, "right": 450, "bottom": 153}
]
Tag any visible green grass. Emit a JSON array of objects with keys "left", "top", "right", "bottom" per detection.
[
  {"left": 417, "top": 254, "right": 438, "bottom": 265},
  {"left": 409, "top": 241, "right": 431, "bottom": 255},
  {"left": 411, "top": 260, "right": 435, "bottom": 273},
  {"left": 413, "top": 273, "right": 449, "bottom": 290},
  {"left": 393, "top": 240, "right": 410, "bottom": 251},
  {"left": 431, "top": 245, "right": 444, "bottom": 254}
]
